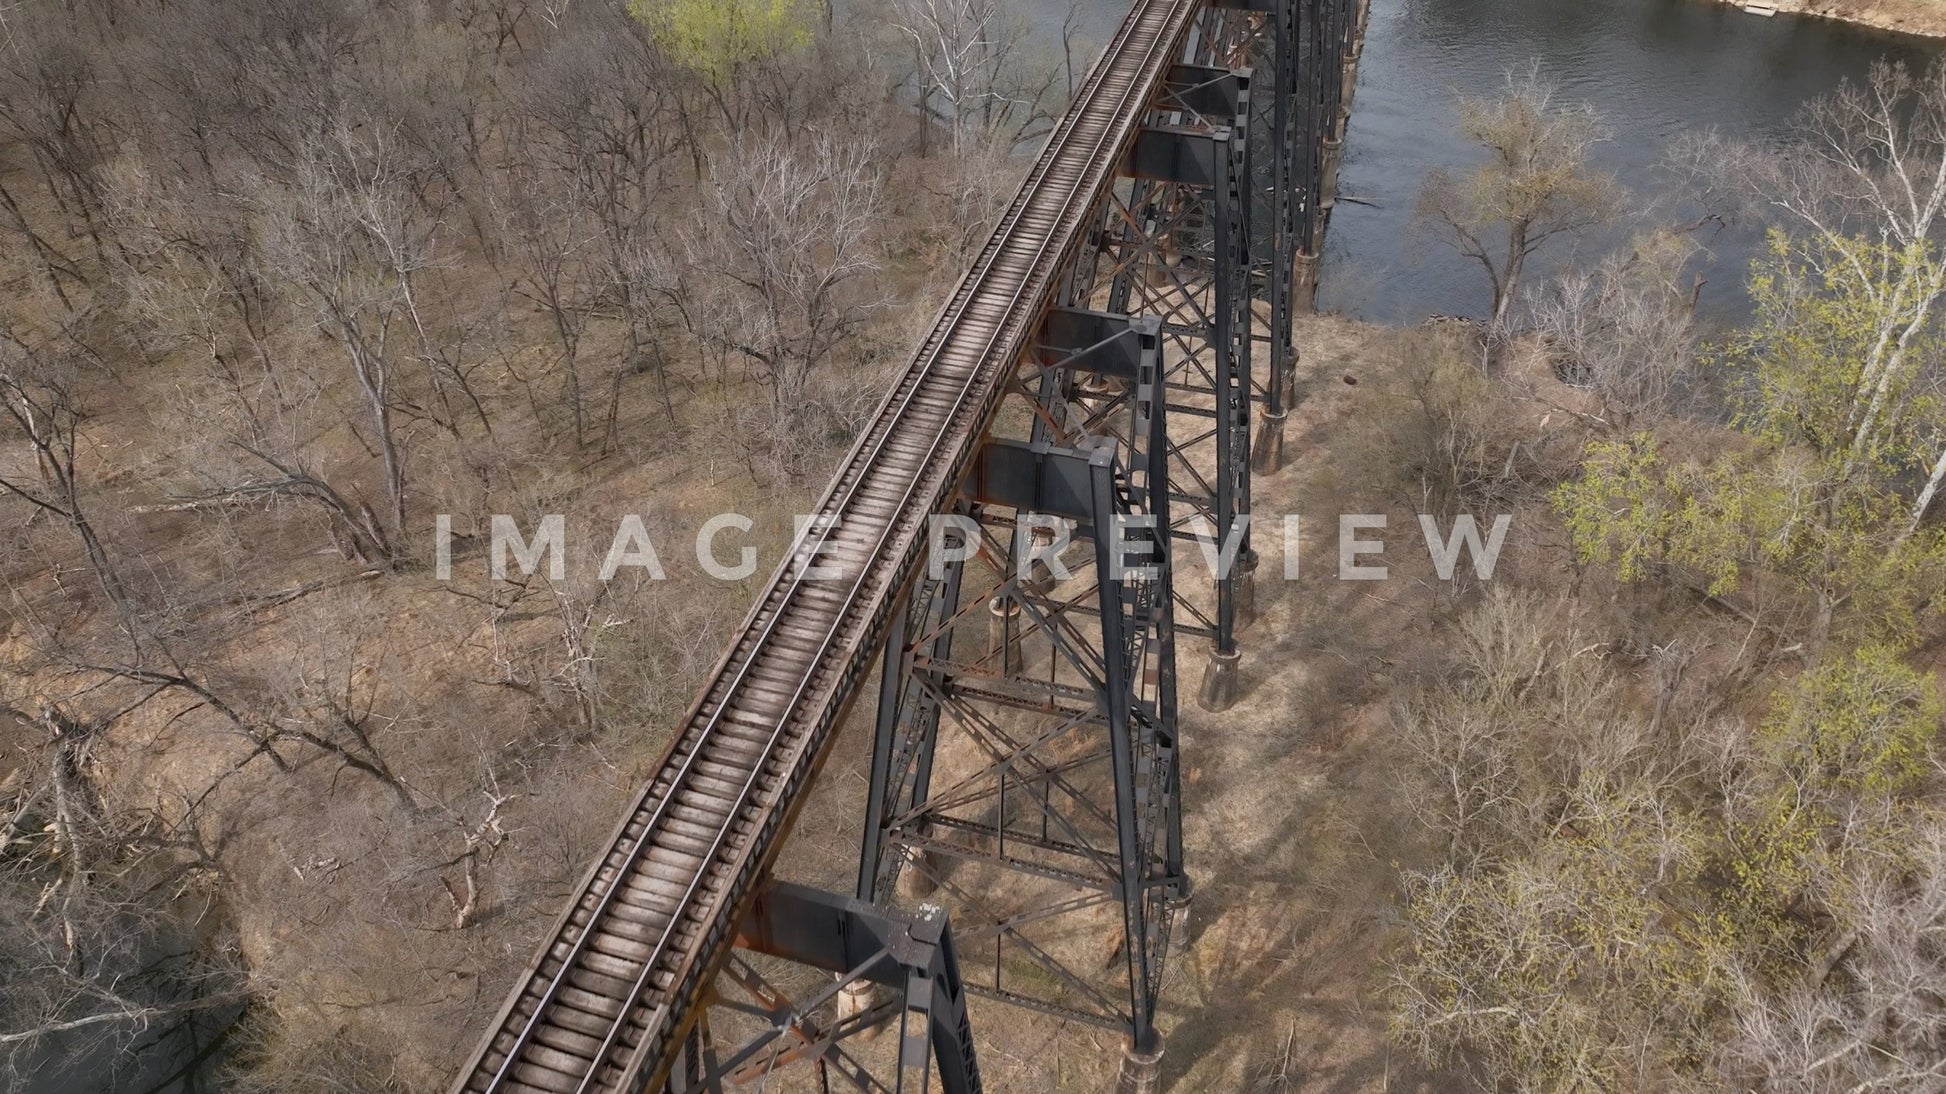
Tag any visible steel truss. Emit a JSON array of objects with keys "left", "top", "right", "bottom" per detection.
[
  {"left": 1203, "top": 0, "right": 1357, "bottom": 473},
  {"left": 1064, "top": 43, "right": 1258, "bottom": 712},
  {"left": 851, "top": 305, "right": 1186, "bottom": 1094},
  {"left": 849, "top": 5, "right": 1368, "bottom": 1089},
  {"left": 667, "top": 883, "right": 980, "bottom": 1094},
  {"left": 687, "top": 5, "right": 1362, "bottom": 1092}
]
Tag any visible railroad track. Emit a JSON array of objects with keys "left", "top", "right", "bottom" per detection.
[{"left": 450, "top": 3, "right": 1204, "bottom": 1090}]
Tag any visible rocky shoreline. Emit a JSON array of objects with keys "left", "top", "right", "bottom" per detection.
[{"left": 1722, "top": 0, "right": 1946, "bottom": 39}]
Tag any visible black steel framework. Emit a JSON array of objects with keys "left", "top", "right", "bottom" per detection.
[
  {"left": 1207, "top": 0, "right": 1358, "bottom": 472},
  {"left": 447, "top": 2, "right": 1364, "bottom": 1092},
  {"left": 666, "top": 883, "right": 981, "bottom": 1094},
  {"left": 1077, "top": 46, "right": 1258, "bottom": 712},
  {"left": 856, "top": 315, "right": 1183, "bottom": 1060},
  {"left": 687, "top": 9, "right": 1372, "bottom": 1088}
]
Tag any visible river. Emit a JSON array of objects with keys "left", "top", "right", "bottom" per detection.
[{"left": 1036, "top": 0, "right": 1942, "bottom": 324}]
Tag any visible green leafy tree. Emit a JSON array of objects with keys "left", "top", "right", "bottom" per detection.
[
  {"left": 627, "top": 0, "right": 814, "bottom": 81},
  {"left": 1715, "top": 646, "right": 1940, "bottom": 980},
  {"left": 1728, "top": 60, "right": 1946, "bottom": 534},
  {"left": 1733, "top": 231, "right": 1946, "bottom": 477},
  {"left": 1761, "top": 645, "right": 1940, "bottom": 800},
  {"left": 1555, "top": 230, "right": 1946, "bottom": 653},
  {"left": 1556, "top": 432, "right": 1945, "bottom": 650},
  {"left": 1390, "top": 596, "right": 1945, "bottom": 1092}
]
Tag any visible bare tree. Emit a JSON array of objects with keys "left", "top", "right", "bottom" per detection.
[
  {"left": 495, "top": 175, "right": 598, "bottom": 446},
  {"left": 0, "top": 704, "right": 249, "bottom": 1093},
  {"left": 1719, "top": 819, "right": 1946, "bottom": 1093},
  {"left": 260, "top": 120, "right": 443, "bottom": 554},
  {"left": 1418, "top": 66, "right": 1622, "bottom": 329},
  {"left": 518, "top": 14, "right": 683, "bottom": 444},
  {"left": 890, "top": 0, "right": 1076, "bottom": 154},
  {"left": 0, "top": 10, "right": 117, "bottom": 268},
  {"left": 685, "top": 134, "right": 887, "bottom": 412},
  {"left": 102, "top": 170, "right": 397, "bottom": 563},
  {"left": 434, "top": 777, "right": 514, "bottom": 931},
  {"left": 0, "top": 320, "right": 137, "bottom": 643},
  {"left": 261, "top": 598, "right": 424, "bottom": 815},
  {"left": 1520, "top": 228, "right": 1702, "bottom": 432}
]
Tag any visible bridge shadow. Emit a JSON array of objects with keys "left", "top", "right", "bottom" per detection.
[{"left": 1146, "top": 314, "right": 1480, "bottom": 1093}]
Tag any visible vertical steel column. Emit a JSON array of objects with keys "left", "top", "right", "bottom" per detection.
[
  {"left": 1324, "top": 0, "right": 1348, "bottom": 147},
  {"left": 855, "top": 314, "right": 1184, "bottom": 1087},
  {"left": 858, "top": 513, "right": 968, "bottom": 905},
  {"left": 858, "top": 592, "right": 913, "bottom": 902},
  {"left": 1251, "top": 0, "right": 1301, "bottom": 471},
  {"left": 1298, "top": 0, "right": 1330, "bottom": 277},
  {"left": 690, "top": 883, "right": 984, "bottom": 1094},
  {"left": 1205, "top": 108, "right": 1256, "bottom": 710},
  {"left": 1317, "top": 0, "right": 1352, "bottom": 225},
  {"left": 1091, "top": 449, "right": 1154, "bottom": 1056},
  {"left": 1091, "top": 69, "right": 1255, "bottom": 710},
  {"left": 1185, "top": 3, "right": 1263, "bottom": 667}
]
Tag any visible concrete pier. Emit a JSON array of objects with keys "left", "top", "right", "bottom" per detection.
[
  {"left": 1253, "top": 405, "right": 1289, "bottom": 472},
  {"left": 836, "top": 979, "right": 882, "bottom": 1039},
  {"left": 1198, "top": 646, "right": 1242, "bottom": 712},
  {"left": 895, "top": 845, "right": 936, "bottom": 899},
  {"left": 1114, "top": 1036, "right": 1165, "bottom": 1094},
  {"left": 1166, "top": 884, "right": 1195, "bottom": 955},
  {"left": 1234, "top": 552, "right": 1259, "bottom": 633},
  {"left": 1295, "top": 250, "right": 1319, "bottom": 313}
]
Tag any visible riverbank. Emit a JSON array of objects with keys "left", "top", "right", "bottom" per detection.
[
  {"left": 1730, "top": 0, "right": 1946, "bottom": 38},
  {"left": 1325, "top": 0, "right": 1941, "bottom": 322}
]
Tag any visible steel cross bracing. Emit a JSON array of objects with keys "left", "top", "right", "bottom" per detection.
[
  {"left": 1095, "top": 47, "right": 1257, "bottom": 708},
  {"left": 1055, "top": 0, "right": 1355, "bottom": 713},
  {"left": 844, "top": 3, "right": 1353, "bottom": 1088},
  {"left": 855, "top": 316, "right": 1183, "bottom": 1061},
  {"left": 663, "top": 884, "right": 981, "bottom": 1094},
  {"left": 448, "top": 1, "right": 1359, "bottom": 1092},
  {"left": 448, "top": 4, "right": 1210, "bottom": 1092},
  {"left": 1303, "top": 0, "right": 1363, "bottom": 288},
  {"left": 1204, "top": 0, "right": 1358, "bottom": 472}
]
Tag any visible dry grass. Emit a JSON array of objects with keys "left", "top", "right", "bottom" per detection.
[
  {"left": 754, "top": 315, "right": 1599, "bottom": 1091},
  {"left": 1741, "top": 0, "right": 1946, "bottom": 36}
]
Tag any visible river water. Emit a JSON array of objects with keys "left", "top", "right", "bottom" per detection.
[{"left": 1037, "top": 0, "right": 1941, "bottom": 323}]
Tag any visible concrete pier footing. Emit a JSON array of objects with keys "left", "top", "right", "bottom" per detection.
[
  {"left": 1115, "top": 1037, "right": 1165, "bottom": 1094},
  {"left": 1198, "top": 647, "right": 1242, "bottom": 712},
  {"left": 1295, "top": 251, "right": 1319, "bottom": 313},
  {"left": 1166, "top": 886, "right": 1195, "bottom": 955},
  {"left": 1234, "top": 554, "right": 1259, "bottom": 633},
  {"left": 1253, "top": 406, "right": 1289, "bottom": 473},
  {"left": 1320, "top": 135, "right": 1345, "bottom": 211},
  {"left": 837, "top": 979, "right": 882, "bottom": 1039},
  {"left": 895, "top": 845, "right": 936, "bottom": 899},
  {"left": 1022, "top": 527, "right": 1061, "bottom": 596}
]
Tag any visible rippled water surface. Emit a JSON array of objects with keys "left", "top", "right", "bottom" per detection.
[{"left": 1034, "top": 0, "right": 1941, "bottom": 322}]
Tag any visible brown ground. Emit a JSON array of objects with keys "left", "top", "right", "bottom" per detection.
[
  {"left": 0, "top": 278, "right": 1655, "bottom": 1091},
  {"left": 760, "top": 314, "right": 1569, "bottom": 1092},
  {"left": 1730, "top": 0, "right": 1946, "bottom": 37}
]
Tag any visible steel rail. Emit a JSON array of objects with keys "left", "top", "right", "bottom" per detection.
[{"left": 450, "top": 3, "right": 1205, "bottom": 1091}]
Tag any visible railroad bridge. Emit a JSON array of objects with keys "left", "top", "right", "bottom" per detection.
[{"left": 451, "top": 1, "right": 1366, "bottom": 1090}]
